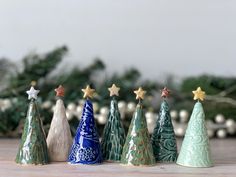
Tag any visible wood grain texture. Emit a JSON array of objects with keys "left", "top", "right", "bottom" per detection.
[{"left": 0, "top": 139, "right": 236, "bottom": 177}]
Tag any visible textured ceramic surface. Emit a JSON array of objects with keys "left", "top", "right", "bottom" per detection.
[
  {"left": 121, "top": 104, "right": 155, "bottom": 166},
  {"left": 101, "top": 97, "right": 126, "bottom": 162},
  {"left": 47, "top": 98, "right": 73, "bottom": 162},
  {"left": 176, "top": 102, "right": 213, "bottom": 167},
  {"left": 15, "top": 99, "right": 49, "bottom": 165},
  {"left": 68, "top": 99, "right": 102, "bottom": 164},
  {"left": 152, "top": 100, "right": 177, "bottom": 162}
]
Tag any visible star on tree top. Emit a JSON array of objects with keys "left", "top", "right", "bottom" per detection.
[
  {"left": 82, "top": 85, "right": 95, "bottom": 99},
  {"left": 55, "top": 85, "right": 65, "bottom": 97},
  {"left": 26, "top": 86, "right": 40, "bottom": 100},
  {"left": 192, "top": 87, "right": 205, "bottom": 101},
  {"left": 134, "top": 87, "right": 146, "bottom": 100},
  {"left": 108, "top": 84, "right": 120, "bottom": 97}
]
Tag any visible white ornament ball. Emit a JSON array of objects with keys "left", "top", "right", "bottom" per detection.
[
  {"left": 147, "top": 124, "right": 155, "bottom": 134},
  {"left": 175, "top": 127, "right": 185, "bottom": 137},
  {"left": 227, "top": 127, "right": 236, "bottom": 135},
  {"left": 67, "top": 103, "right": 76, "bottom": 112},
  {"left": 215, "top": 114, "right": 225, "bottom": 124},
  {"left": 75, "top": 105, "right": 83, "bottom": 119},
  {"left": 127, "top": 102, "right": 136, "bottom": 113},
  {"left": 118, "top": 101, "right": 126, "bottom": 112},
  {"left": 51, "top": 105, "right": 56, "bottom": 112},
  {"left": 145, "top": 112, "right": 155, "bottom": 124},
  {"left": 226, "top": 119, "right": 235, "bottom": 128},
  {"left": 94, "top": 114, "right": 99, "bottom": 120},
  {"left": 78, "top": 100, "right": 85, "bottom": 106},
  {"left": 97, "top": 114, "right": 107, "bottom": 125},
  {"left": 41, "top": 101, "right": 52, "bottom": 109},
  {"left": 66, "top": 111, "right": 73, "bottom": 121},
  {"left": 216, "top": 129, "right": 227, "bottom": 138},
  {"left": 93, "top": 102, "right": 99, "bottom": 113},
  {"left": 226, "top": 119, "right": 236, "bottom": 134},
  {"left": 170, "top": 110, "right": 178, "bottom": 120},
  {"left": 179, "top": 110, "right": 189, "bottom": 123},
  {"left": 100, "top": 107, "right": 109, "bottom": 116},
  {"left": 207, "top": 129, "right": 214, "bottom": 138}
]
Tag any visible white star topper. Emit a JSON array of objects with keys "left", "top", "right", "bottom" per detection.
[{"left": 26, "top": 86, "right": 40, "bottom": 100}]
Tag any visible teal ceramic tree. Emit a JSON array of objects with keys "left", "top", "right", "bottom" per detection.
[
  {"left": 15, "top": 86, "right": 48, "bottom": 165},
  {"left": 121, "top": 87, "right": 155, "bottom": 166},
  {"left": 151, "top": 87, "right": 177, "bottom": 162},
  {"left": 176, "top": 87, "right": 213, "bottom": 167},
  {"left": 101, "top": 84, "right": 126, "bottom": 162}
]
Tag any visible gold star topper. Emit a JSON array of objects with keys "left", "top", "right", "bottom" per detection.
[
  {"left": 134, "top": 87, "right": 146, "bottom": 100},
  {"left": 192, "top": 87, "right": 205, "bottom": 101},
  {"left": 108, "top": 84, "right": 120, "bottom": 97},
  {"left": 82, "top": 85, "right": 95, "bottom": 99}
]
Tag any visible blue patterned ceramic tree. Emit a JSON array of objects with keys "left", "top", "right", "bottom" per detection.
[{"left": 68, "top": 85, "right": 102, "bottom": 164}]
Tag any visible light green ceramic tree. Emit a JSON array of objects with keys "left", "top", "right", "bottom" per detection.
[
  {"left": 176, "top": 87, "right": 213, "bottom": 168},
  {"left": 121, "top": 87, "right": 155, "bottom": 166}
]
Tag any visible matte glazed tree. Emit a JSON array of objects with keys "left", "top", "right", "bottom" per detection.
[
  {"left": 177, "top": 87, "right": 213, "bottom": 167},
  {"left": 47, "top": 85, "right": 72, "bottom": 162}
]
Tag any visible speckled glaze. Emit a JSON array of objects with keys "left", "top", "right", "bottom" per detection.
[
  {"left": 121, "top": 103, "right": 155, "bottom": 166},
  {"left": 151, "top": 100, "right": 177, "bottom": 162},
  {"left": 176, "top": 102, "right": 213, "bottom": 167},
  {"left": 15, "top": 99, "right": 49, "bottom": 165},
  {"left": 47, "top": 98, "right": 73, "bottom": 162},
  {"left": 101, "top": 97, "right": 126, "bottom": 162},
  {"left": 68, "top": 99, "right": 102, "bottom": 164}
]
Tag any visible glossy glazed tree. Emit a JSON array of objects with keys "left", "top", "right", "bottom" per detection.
[
  {"left": 68, "top": 85, "right": 102, "bottom": 164},
  {"left": 121, "top": 87, "right": 155, "bottom": 166},
  {"left": 151, "top": 87, "right": 177, "bottom": 162},
  {"left": 101, "top": 84, "right": 126, "bottom": 162},
  {"left": 15, "top": 86, "right": 48, "bottom": 165}
]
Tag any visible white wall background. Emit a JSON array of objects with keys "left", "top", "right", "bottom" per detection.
[{"left": 0, "top": 0, "right": 236, "bottom": 80}]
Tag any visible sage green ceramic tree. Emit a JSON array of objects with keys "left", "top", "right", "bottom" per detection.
[
  {"left": 176, "top": 87, "right": 213, "bottom": 168},
  {"left": 121, "top": 87, "right": 155, "bottom": 166},
  {"left": 101, "top": 84, "right": 126, "bottom": 162},
  {"left": 15, "top": 86, "right": 48, "bottom": 165}
]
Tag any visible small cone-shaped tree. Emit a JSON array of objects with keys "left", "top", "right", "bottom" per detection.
[
  {"left": 101, "top": 84, "right": 126, "bottom": 162},
  {"left": 47, "top": 85, "right": 72, "bottom": 162},
  {"left": 121, "top": 87, "right": 155, "bottom": 166},
  {"left": 177, "top": 87, "right": 213, "bottom": 167},
  {"left": 151, "top": 87, "right": 177, "bottom": 162},
  {"left": 15, "top": 86, "right": 48, "bottom": 165},
  {"left": 68, "top": 85, "right": 102, "bottom": 164}
]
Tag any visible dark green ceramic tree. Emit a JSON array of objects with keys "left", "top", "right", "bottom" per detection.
[
  {"left": 121, "top": 87, "right": 155, "bottom": 166},
  {"left": 151, "top": 87, "right": 177, "bottom": 162},
  {"left": 15, "top": 86, "right": 48, "bottom": 165},
  {"left": 101, "top": 84, "right": 126, "bottom": 162}
]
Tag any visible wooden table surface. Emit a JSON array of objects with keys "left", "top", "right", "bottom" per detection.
[{"left": 0, "top": 138, "right": 236, "bottom": 177}]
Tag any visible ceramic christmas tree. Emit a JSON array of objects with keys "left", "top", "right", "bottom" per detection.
[
  {"left": 101, "top": 84, "right": 126, "bottom": 162},
  {"left": 151, "top": 87, "right": 177, "bottom": 162},
  {"left": 47, "top": 85, "right": 73, "bottom": 162},
  {"left": 68, "top": 85, "right": 102, "bottom": 164},
  {"left": 15, "top": 86, "right": 49, "bottom": 165},
  {"left": 121, "top": 87, "right": 155, "bottom": 166},
  {"left": 176, "top": 87, "right": 213, "bottom": 168}
]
